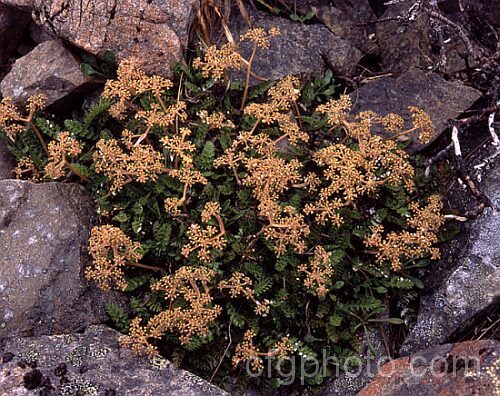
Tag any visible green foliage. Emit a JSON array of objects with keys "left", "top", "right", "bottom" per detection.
[
  {"left": 105, "top": 303, "right": 130, "bottom": 333},
  {"left": 301, "top": 69, "right": 338, "bottom": 107},
  {"left": 80, "top": 50, "right": 117, "bottom": 79}
]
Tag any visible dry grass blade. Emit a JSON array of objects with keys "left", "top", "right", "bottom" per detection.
[{"left": 235, "top": 0, "right": 253, "bottom": 28}]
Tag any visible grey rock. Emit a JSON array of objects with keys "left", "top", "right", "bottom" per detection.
[
  {"left": 401, "top": 148, "right": 500, "bottom": 355},
  {"left": 0, "top": 325, "right": 227, "bottom": 395},
  {"left": 0, "top": 140, "right": 15, "bottom": 180},
  {"left": 0, "top": 180, "right": 125, "bottom": 338},
  {"left": 0, "top": 3, "right": 30, "bottom": 63},
  {"left": 227, "top": 10, "right": 363, "bottom": 80},
  {"left": 0, "top": 40, "right": 91, "bottom": 107},
  {"left": 320, "top": 330, "right": 388, "bottom": 396},
  {"left": 31, "top": 0, "right": 198, "bottom": 77},
  {"left": 350, "top": 68, "right": 481, "bottom": 151},
  {"left": 312, "top": 2, "right": 379, "bottom": 56}
]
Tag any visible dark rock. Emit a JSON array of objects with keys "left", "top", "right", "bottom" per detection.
[
  {"left": 0, "top": 3, "right": 31, "bottom": 63},
  {"left": 359, "top": 340, "right": 500, "bottom": 395},
  {"left": 0, "top": 140, "right": 15, "bottom": 180},
  {"left": 23, "top": 369, "right": 42, "bottom": 390},
  {"left": 227, "top": 9, "right": 363, "bottom": 80},
  {"left": 287, "top": 0, "right": 379, "bottom": 55},
  {"left": 466, "top": 0, "right": 500, "bottom": 30},
  {"left": 321, "top": 330, "right": 388, "bottom": 396},
  {"left": 0, "top": 180, "right": 126, "bottom": 338},
  {"left": 350, "top": 68, "right": 481, "bottom": 151},
  {"left": 28, "top": 20, "right": 56, "bottom": 44},
  {"left": 1, "top": 352, "right": 14, "bottom": 363},
  {"left": 0, "top": 0, "right": 34, "bottom": 11},
  {"left": 375, "top": 2, "right": 435, "bottom": 74},
  {"left": 311, "top": 2, "right": 379, "bottom": 56},
  {"left": 401, "top": 146, "right": 500, "bottom": 355},
  {"left": 374, "top": 1, "right": 485, "bottom": 76},
  {"left": 0, "top": 325, "right": 227, "bottom": 395},
  {"left": 0, "top": 40, "right": 91, "bottom": 107},
  {"left": 53, "top": 363, "right": 66, "bottom": 377},
  {"left": 30, "top": 0, "right": 198, "bottom": 77}
]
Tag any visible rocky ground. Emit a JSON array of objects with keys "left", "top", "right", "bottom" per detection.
[{"left": 0, "top": 0, "right": 499, "bottom": 395}]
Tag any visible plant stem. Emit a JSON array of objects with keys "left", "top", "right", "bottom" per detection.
[
  {"left": 129, "top": 262, "right": 162, "bottom": 272},
  {"left": 65, "top": 161, "right": 90, "bottom": 182},
  {"left": 28, "top": 120, "right": 48, "bottom": 154},
  {"left": 240, "top": 43, "right": 258, "bottom": 111}
]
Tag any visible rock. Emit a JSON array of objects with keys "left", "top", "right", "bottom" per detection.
[
  {"left": 312, "top": 2, "right": 379, "bottom": 56},
  {"left": 30, "top": 0, "right": 198, "bottom": 76},
  {"left": 350, "top": 68, "right": 481, "bottom": 150},
  {"left": 0, "top": 325, "right": 227, "bottom": 395},
  {"left": 321, "top": 330, "right": 388, "bottom": 396},
  {"left": 0, "top": 0, "right": 33, "bottom": 11},
  {"left": 0, "top": 3, "right": 30, "bottom": 63},
  {"left": 0, "top": 140, "right": 15, "bottom": 180},
  {"left": 359, "top": 340, "right": 500, "bottom": 395},
  {"left": 227, "top": 10, "right": 363, "bottom": 80},
  {"left": 375, "top": 2, "right": 435, "bottom": 74},
  {"left": 0, "top": 40, "right": 91, "bottom": 107},
  {"left": 374, "top": 1, "right": 486, "bottom": 76},
  {"left": 0, "top": 180, "right": 125, "bottom": 338},
  {"left": 401, "top": 147, "right": 500, "bottom": 354},
  {"left": 28, "top": 20, "right": 56, "bottom": 44},
  {"left": 467, "top": 0, "right": 500, "bottom": 30}
]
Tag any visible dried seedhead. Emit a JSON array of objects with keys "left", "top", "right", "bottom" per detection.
[
  {"left": 120, "top": 266, "right": 222, "bottom": 354},
  {"left": 365, "top": 195, "right": 444, "bottom": 270},
  {"left": 85, "top": 225, "right": 143, "bottom": 291}
]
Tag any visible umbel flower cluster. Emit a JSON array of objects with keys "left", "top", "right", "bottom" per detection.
[{"left": 0, "top": 28, "right": 445, "bottom": 386}]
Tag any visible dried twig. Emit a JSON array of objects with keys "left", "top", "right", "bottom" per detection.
[{"left": 450, "top": 126, "right": 493, "bottom": 219}]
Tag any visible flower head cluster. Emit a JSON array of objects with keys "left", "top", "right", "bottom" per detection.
[
  {"left": 44, "top": 132, "right": 82, "bottom": 179},
  {"left": 120, "top": 266, "right": 221, "bottom": 354},
  {"left": 193, "top": 43, "right": 241, "bottom": 79},
  {"left": 241, "top": 27, "right": 280, "bottom": 49},
  {"left": 243, "top": 77, "right": 307, "bottom": 145},
  {"left": 14, "top": 157, "right": 40, "bottom": 181},
  {"left": 232, "top": 330, "right": 293, "bottom": 372},
  {"left": 161, "top": 127, "right": 209, "bottom": 215},
  {"left": 317, "top": 96, "right": 434, "bottom": 145},
  {"left": 381, "top": 112, "right": 405, "bottom": 134},
  {"left": 409, "top": 106, "right": 435, "bottom": 144},
  {"left": 264, "top": 204, "right": 310, "bottom": 256},
  {"left": 219, "top": 272, "right": 272, "bottom": 316},
  {"left": 136, "top": 101, "right": 187, "bottom": 129},
  {"left": 316, "top": 95, "right": 352, "bottom": 127},
  {"left": 161, "top": 127, "right": 196, "bottom": 163},
  {"left": 0, "top": 94, "right": 46, "bottom": 140},
  {"left": 181, "top": 202, "right": 227, "bottom": 262},
  {"left": 94, "top": 137, "right": 164, "bottom": 193},
  {"left": 199, "top": 111, "right": 235, "bottom": 130},
  {"left": 298, "top": 246, "right": 334, "bottom": 297},
  {"left": 85, "top": 225, "right": 143, "bottom": 291},
  {"left": 306, "top": 99, "right": 418, "bottom": 225},
  {"left": 365, "top": 195, "right": 444, "bottom": 270},
  {"left": 103, "top": 59, "right": 173, "bottom": 119}
]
